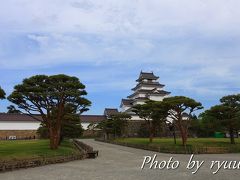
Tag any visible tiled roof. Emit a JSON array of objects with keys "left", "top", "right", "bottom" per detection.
[
  {"left": 127, "top": 89, "right": 152, "bottom": 98},
  {"left": 0, "top": 113, "right": 42, "bottom": 122},
  {"left": 133, "top": 97, "right": 149, "bottom": 101},
  {"left": 121, "top": 99, "right": 133, "bottom": 106},
  {"left": 131, "top": 82, "right": 165, "bottom": 91},
  {"left": 150, "top": 89, "right": 171, "bottom": 95},
  {"left": 0, "top": 113, "right": 106, "bottom": 123},
  {"left": 104, "top": 108, "right": 119, "bottom": 116},
  {"left": 80, "top": 115, "right": 106, "bottom": 123},
  {"left": 136, "top": 72, "right": 159, "bottom": 82},
  {"left": 128, "top": 89, "right": 171, "bottom": 98}
]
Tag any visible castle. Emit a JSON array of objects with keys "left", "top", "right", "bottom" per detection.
[{"left": 120, "top": 71, "right": 170, "bottom": 119}]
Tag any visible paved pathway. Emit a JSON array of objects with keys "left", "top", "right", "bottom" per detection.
[{"left": 1, "top": 139, "right": 240, "bottom": 180}]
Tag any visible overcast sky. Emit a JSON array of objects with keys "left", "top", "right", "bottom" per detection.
[{"left": 0, "top": 0, "right": 240, "bottom": 114}]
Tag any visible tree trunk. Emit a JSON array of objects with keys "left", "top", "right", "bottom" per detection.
[
  {"left": 173, "top": 127, "right": 176, "bottom": 145},
  {"left": 177, "top": 122, "right": 187, "bottom": 146},
  {"left": 229, "top": 128, "right": 235, "bottom": 144},
  {"left": 49, "top": 127, "right": 61, "bottom": 149},
  {"left": 58, "top": 134, "right": 64, "bottom": 145},
  {"left": 149, "top": 121, "right": 153, "bottom": 143}
]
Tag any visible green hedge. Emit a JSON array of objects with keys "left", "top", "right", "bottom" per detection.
[{"left": 96, "top": 139, "right": 238, "bottom": 154}]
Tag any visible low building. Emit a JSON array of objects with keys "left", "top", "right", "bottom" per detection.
[
  {"left": 0, "top": 113, "right": 106, "bottom": 140},
  {"left": 0, "top": 113, "right": 41, "bottom": 140},
  {"left": 80, "top": 115, "right": 106, "bottom": 130},
  {"left": 104, "top": 108, "right": 119, "bottom": 119}
]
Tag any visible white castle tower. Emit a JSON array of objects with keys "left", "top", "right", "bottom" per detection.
[{"left": 120, "top": 71, "right": 170, "bottom": 119}]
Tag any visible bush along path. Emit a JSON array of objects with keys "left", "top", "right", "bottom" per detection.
[{"left": 95, "top": 138, "right": 240, "bottom": 154}]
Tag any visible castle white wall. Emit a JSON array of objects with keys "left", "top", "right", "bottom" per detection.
[
  {"left": 0, "top": 121, "right": 94, "bottom": 131},
  {"left": 131, "top": 93, "right": 146, "bottom": 99},
  {"left": 130, "top": 115, "right": 145, "bottom": 121},
  {"left": 0, "top": 121, "right": 41, "bottom": 130},
  {"left": 137, "top": 86, "right": 163, "bottom": 91},
  {"left": 149, "top": 95, "right": 164, "bottom": 101},
  {"left": 132, "top": 100, "right": 145, "bottom": 105},
  {"left": 82, "top": 122, "right": 90, "bottom": 130},
  {"left": 120, "top": 105, "right": 131, "bottom": 112},
  {"left": 138, "top": 86, "right": 154, "bottom": 90}
]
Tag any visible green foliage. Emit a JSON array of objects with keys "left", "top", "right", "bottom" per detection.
[
  {"left": 8, "top": 74, "right": 91, "bottom": 115},
  {"left": 38, "top": 105, "right": 84, "bottom": 140},
  {"left": 133, "top": 100, "right": 169, "bottom": 123},
  {"left": 188, "top": 115, "right": 201, "bottom": 137},
  {"left": 61, "top": 113, "right": 83, "bottom": 139},
  {"left": 110, "top": 113, "right": 131, "bottom": 137},
  {"left": 115, "top": 137, "right": 240, "bottom": 146},
  {"left": 133, "top": 100, "right": 169, "bottom": 142},
  {"left": 97, "top": 113, "right": 131, "bottom": 138},
  {"left": 163, "top": 96, "right": 203, "bottom": 146},
  {"left": 0, "top": 86, "right": 5, "bottom": 99},
  {"left": 8, "top": 74, "right": 91, "bottom": 149},
  {"left": 196, "top": 112, "right": 220, "bottom": 137},
  {"left": 115, "top": 138, "right": 240, "bottom": 153},
  {"left": 7, "top": 105, "right": 21, "bottom": 113},
  {"left": 220, "top": 94, "right": 240, "bottom": 107},
  {"left": 202, "top": 94, "right": 240, "bottom": 144},
  {"left": 137, "top": 123, "right": 150, "bottom": 138},
  {"left": 37, "top": 123, "right": 49, "bottom": 139},
  {"left": 163, "top": 96, "right": 203, "bottom": 116}
]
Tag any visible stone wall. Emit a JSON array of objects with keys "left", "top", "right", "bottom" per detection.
[
  {"left": 0, "top": 130, "right": 38, "bottom": 140},
  {"left": 125, "top": 120, "right": 145, "bottom": 137},
  {"left": 125, "top": 120, "right": 180, "bottom": 138},
  {"left": 82, "top": 130, "right": 102, "bottom": 137}
]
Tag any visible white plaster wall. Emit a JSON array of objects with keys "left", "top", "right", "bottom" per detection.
[
  {"left": 138, "top": 86, "right": 154, "bottom": 90},
  {"left": 0, "top": 121, "right": 41, "bottom": 130},
  {"left": 82, "top": 122, "right": 90, "bottom": 130},
  {"left": 137, "top": 86, "right": 163, "bottom": 91},
  {"left": 132, "top": 100, "right": 145, "bottom": 106},
  {"left": 130, "top": 115, "right": 145, "bottom": 121},
  {"left": 149, "top": 95, "right": 164, "bottom": 101},
  {"left": 120, "top": 105, "right": 131, "bottom": 112},
  {"left": 132, "top": 93, "right": 146, "bottom": 99},
  {"left": 0, "top": 121, "right": 100, "bottom": 131}
]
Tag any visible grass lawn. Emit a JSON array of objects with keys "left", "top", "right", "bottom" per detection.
[
  {"left": 115, "top": 138, "right": 240, "bottom": 146},
  {"left": 115, "top": 138, "right": 240, "bottom": 153},
  {"left": 0, "top": 139, "right": 78, "bottom": 161}
]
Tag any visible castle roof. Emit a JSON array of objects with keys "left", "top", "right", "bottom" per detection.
[
  {"left": 136, "top": 72, "right": 159, "bottom": 82},
  {"left": 131, "top": 82, "right": 165, "bottom": 91},
  {"left": 0, "top": 113, "right": 42, "bottom": 122},
  {"left": 127, "top": 89, "right": 170, "bottom": 98},
  {"left": 0, "top": 113, "right": 106, "bottom": 123},
  {"left": 80, "top": 115, "right": 106, "bottom": 123},
  {"left": 133, "top": 97, "right": 149, "bottom": 101},
  {"left": 121, "top": 99, "right": 133, "bottom": 106},
  {"left": 104, "top": 108, "right": 119, "bottom": 116}
]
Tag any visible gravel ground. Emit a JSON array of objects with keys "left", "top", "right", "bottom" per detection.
[{"left": 0, "top": 139, "right": 240, "bottom": 180}]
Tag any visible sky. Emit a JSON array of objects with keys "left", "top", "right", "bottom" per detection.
[{"left": 0, "top": 0, "right": 240, "bottom": 115}]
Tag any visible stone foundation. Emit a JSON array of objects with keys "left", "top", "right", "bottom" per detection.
[
  {"left": 83, "top": 130, "right": 102, "bottom": 137},
  {"left": 125, "top": 120, "right": 145, "bottom": 137},
  {"left": 0, "top": 130, "right": 38, "bottom": 140},
  {"left": 125, "top": 120, "right": 181, "bottom": 138}
]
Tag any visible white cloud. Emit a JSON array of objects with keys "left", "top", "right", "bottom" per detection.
[
  {"left": 1, "top": 0, "right": 240, "bottom": 36},
  {"left": 0, "top": 0, "right": 240, "bottom": 103}
]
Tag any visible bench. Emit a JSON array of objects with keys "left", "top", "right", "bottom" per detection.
[
  {"left": 73, "top": 140, "right": 99, "bottom": 159},
  {"left": 87, "top": 150, "right": 99, "bottom": 159}
]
